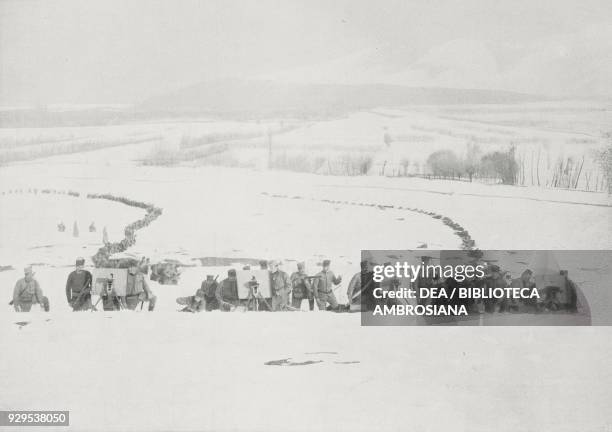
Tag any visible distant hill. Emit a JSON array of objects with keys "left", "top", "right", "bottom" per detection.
[
  {"left": 257, "top": 26, "right": 612, "bottom": 99},
  {"left": 138, "top": 79, "right": 539, "bottom": 116}
]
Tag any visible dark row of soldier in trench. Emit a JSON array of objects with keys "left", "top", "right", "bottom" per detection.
[{"left": 11, "top": 256, "right": 579, "bottom": 313}]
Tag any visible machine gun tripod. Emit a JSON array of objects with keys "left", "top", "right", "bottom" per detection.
[{"left": 245, "top": 277, "right": 272, "bottom": 311}]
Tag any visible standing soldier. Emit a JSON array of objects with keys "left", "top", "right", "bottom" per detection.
[
  {"left": 216, "top": 269, "right": 240, "bottom": 311},
  {"left": 201, "top": 275, "right": 219, "bottom": 311},
  {"left": 415, "top": 256, "right": 438, "bottom": 306},
  {"left": 124, "top": 263, "right": 157, "bottom": 311},
  {"left": 313, "top": 260, "right": 342, "bottom": 311},
  {"left": 12, "top": 266, "right": 49, "bottom": 312},
  {"left": 259, "top": 260, "right": 273, "bottom": 310},
  {"left": 290, "top": 262, "right": 313, "bottom": 311},
  {"left": 270, "top": 261, "right": 291, "bottom": 311},
  {"left": 66, "top": 257, "right": 93, "bottom": 311}
]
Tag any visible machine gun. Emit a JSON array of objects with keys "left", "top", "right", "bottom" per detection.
[{"left": 92, "top": 273, "right": 123, "bottom": 311}]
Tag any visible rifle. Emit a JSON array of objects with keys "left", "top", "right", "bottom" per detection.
[
  {"left": 69, "top": 272, "right": 93, "bottom": 311},
  {"left": 91, "top": 296, "right": 101, "bottom": 312},
  {"left": 351, "top": 279, "right": 373, "bottom": 301},
  {"left": 70, "top": 289, "right": 90, "bottom": 311},
  {"left": 220, "top": 300, "right": 237, "bottom": 311}
]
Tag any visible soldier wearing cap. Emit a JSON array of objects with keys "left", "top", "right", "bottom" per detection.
[
  {"left": 201, "top": 275, "right": 219, "bottom": 311},
  {"left": 124, "top": 262, "right": 156, "bottom": 311},
  {"left": 13, "top": 266, "right": 49, "bottom": 312},
  {"left": 290, "top": 262, "right": 314, "bottom": 311},
  {"left": 216, "top": 269, "right": 240, "bottom": 311},
  {"left": 259, "top": 260, "right": 274, "bottom": 310},
  {"left": 66, "top": 257, "right": 93, "bottom": 311},
  {"left": 313, "top": 260, "right": 342, "bottom": 310},
  {"left": 270, "top": 260, "right": 291, "bottom": 311}
]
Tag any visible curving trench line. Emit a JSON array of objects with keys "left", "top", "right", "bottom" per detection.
[
  {"left": 2, "top": 187, "right": 477, "bottom": 268},
  {"left": 86, "top": 193, "right": 163, "bottom": 267},
  {"left": 0, "top": 188, "right": 164, "bottom": 267},
  {"left": 261, "top": 192, "right": 477, "bottom": 251}
]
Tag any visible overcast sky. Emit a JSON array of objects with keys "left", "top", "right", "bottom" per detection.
[{"left": 1, "top": 0, "right": 611, "bottom": 105}]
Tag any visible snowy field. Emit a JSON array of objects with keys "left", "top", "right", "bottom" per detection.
[
  {"left": 1, "top": 107, "right": 612, "bottom": 431},
  {"left": 2, "top": 312, "right": 612, "bottom": 432},
  {"left": 187, "top": 101, "right": 612, "bottom": 191}
]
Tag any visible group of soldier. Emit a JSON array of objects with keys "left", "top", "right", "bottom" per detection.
[
  {"left": 10, "top": 256, "right": 357, "bottom": 313},
  {"left": 366, "top": 257, "right": 580, "bottom": 314},
  {"left": 178, "top": 259, "right": 354, "bottom": 312},
  {"left": 11, "top": 254, "right": 577, "bottom": 314},
  {"left": 11, "top": 257, "right": 157, "bottom": 312}
]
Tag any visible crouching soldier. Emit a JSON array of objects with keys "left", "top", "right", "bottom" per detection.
[
  {"left": 201, "top": 275, "right": 219, "bottom": 311},
  {"left": 216, "top": 269, "right": 240, "bottom": 311},
  {"left": 290, "top": 262, "right": 313, "bottom": 311},
  {"left": 313, "top": 260, "right": 342, "bottom": 311},
  {"left": 12, "top": 266, "right": 49, "bottom": 312},
  {"left": 270, "top": 261, "right": 291, "bottom": 311},
  {"left": 124, "top": 263, "right": 157, "bottom": 311},
  {"left": 177, "top": 288, "right": 206, "bottom": 313},
  {"left": 66, "top": 257, "right": 93, "bottom": 311}
]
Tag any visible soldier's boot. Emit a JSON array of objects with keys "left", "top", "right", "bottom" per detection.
[{"left": 148, "top": 296, "right": 157, "bottom": 311}]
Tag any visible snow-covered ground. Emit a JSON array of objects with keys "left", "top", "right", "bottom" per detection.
[
  {"left": 2, "top": 311, "right": 612, "bottom": 432},
  {"left": 1, "top": 112, "right": 612, "bottom": 431}
]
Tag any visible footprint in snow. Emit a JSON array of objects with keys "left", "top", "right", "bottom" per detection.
[{"left": 265, "top": 358, "right": 323, "bottom": 366}]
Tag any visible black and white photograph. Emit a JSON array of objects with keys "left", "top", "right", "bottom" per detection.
[{"left": 0, "top": 1, "right": 611, "bottom": 431}]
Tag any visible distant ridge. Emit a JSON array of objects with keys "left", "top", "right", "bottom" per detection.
[{"left": 137, "top": 79, "right": 541, "bottom": 116}]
